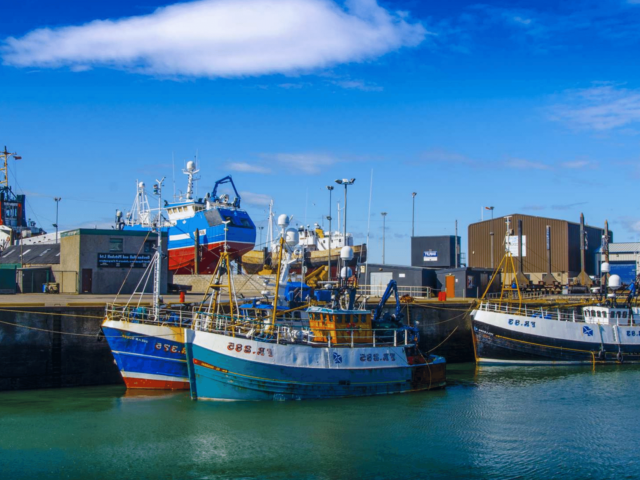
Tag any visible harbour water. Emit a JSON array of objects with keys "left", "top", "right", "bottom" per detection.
[{"left": 2, "top": 364, "right": 639, "bottom": 480}]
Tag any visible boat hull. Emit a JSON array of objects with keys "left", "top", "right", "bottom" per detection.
[
  {"left": 169, "top": 239, "right": 254, "bottom": 274},
  {"left": 102, "top": 320, "right": 189, "bottom": 390},
  {"left": 472, "top": 308, "right": 640, "bottom": 365},
  {"left": 185, "top": 329, "right": 445, "bottom": 401},
  {"left": 241, "top": 244, "right": 367, "bottom": 275}
]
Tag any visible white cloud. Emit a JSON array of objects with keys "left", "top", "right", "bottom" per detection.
[
  {"left": 240, "top": 190, "right": 272, "bottom": 206},
  {"left": 2, "top": 0, "right": 426, "bottom": 78},
  {"left": 260, "top": 152, "right": 338, "bottom": 174},
  {"left": 226, "top": 162, "right": 271, "bottom": 174},
  {"left": 549, "top": 84, "right": 640, "bottom": 131}
]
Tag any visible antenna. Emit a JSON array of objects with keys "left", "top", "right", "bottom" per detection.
[{"left": 172, "top": 152, "right": 176, "bottom": 200}]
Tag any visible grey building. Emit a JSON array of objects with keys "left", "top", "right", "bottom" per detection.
[
  {"left": 411, "top": 236, "right": 461, "bottom": 268},
  {"left": 59, "top": 229, "right": 168, "bottom": 294},
  {"left": 362, "top": 263, "right": 437, "bottom": 297}
]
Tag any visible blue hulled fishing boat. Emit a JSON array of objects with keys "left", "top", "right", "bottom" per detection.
[{"left": 184, "top": 221, "right": 446, "bottom": 401}]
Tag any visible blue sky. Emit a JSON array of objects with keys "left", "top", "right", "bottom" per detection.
[{"left": 3, "top": 0, "right": 640, "bottom": 265}]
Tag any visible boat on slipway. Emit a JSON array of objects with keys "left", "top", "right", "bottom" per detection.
[
  {"left": 120, "top": 161, "right": 255, "bottom": 274},
  {"left": 471, "top": 221, "right": 640, "bottom": 365},
  {"left": 241, "top": 202, "right": 366, "bottom": 275},
  {"left": 184, "top": 219, "right": 446, "bottom": 401}
]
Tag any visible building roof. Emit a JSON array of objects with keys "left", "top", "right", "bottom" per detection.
[
  {"left": 596, "top": 242, "right": 640, "bottom": 254},
  {"left": 470, "top": 213, "right": 607, "bottom": 230},
  {"left": 61, "top": 228, "right": 165, "bottom": 238},
  {"left": 0, "top": 244, "right": 60, "bottom": 265}
]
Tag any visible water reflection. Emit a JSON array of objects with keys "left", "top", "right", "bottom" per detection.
[{"left": 2, "top": 365, "right": 640, "bottom": 480}]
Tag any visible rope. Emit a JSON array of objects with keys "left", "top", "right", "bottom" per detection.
[{"left": 427, "top": 325, "right": 459, "bottom": 353}]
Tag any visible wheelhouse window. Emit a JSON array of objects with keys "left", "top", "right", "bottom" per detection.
[
  {"left": 144, "top": 240, "right": 155, "bottom": 253},
  {"left": 109, "top": 238, "right": 123, "bottom": 252}
]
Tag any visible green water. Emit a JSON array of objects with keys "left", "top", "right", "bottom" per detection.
[{"left": 2, "top": 364, "right": 640, "bottom": 479}]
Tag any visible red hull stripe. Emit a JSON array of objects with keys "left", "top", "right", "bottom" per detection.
[{"left": 123, "top": 377, "right": 190, "bottom": 390}]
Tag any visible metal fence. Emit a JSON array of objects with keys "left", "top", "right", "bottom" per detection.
[{"left": 357, "top": 284, "right": 432, "bottom": 299}]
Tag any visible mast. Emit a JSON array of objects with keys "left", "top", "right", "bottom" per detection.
[
  {"left": 153, "top": 177, "right": 165, "bottom": 320},
  {"left": 267, "top": 200, "right": 274, "bottom": 251},
  {"left": 0, "top": 146, "right": 20, "bottom": 189},
  {"left": 182, "top": 161, "right": 200, "bottom": 200}
]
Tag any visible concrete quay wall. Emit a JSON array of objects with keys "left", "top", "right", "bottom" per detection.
[
  {"left": 0, "top": 306, "right": 122, "bottom": 391},
  {"left": 0, "top": 301, "right": 474, "bottom": 392},
  {"left": 369, "top": 301, "right": 474, "bottom": 364}
]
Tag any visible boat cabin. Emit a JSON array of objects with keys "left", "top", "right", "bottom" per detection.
[
  {"left": 307, "top": 306, "right": 373, "bottom": 344},
  {"left": 165, "top": 200, "right": 206, "bottom": 222},
  {"left": 583, "top": 306, "right": 634, "bottom": 326}
]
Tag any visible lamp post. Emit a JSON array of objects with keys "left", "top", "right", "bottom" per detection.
[
  {"left": 54, "top": 197, "right": 61, "bottom": 244},
  {"left": 334, "top": 178, "right": 355, "bottom": 240},
  {"left": 326, "top": 185, "right": 334, "bottom": 279},
  {"left": 411, "top": 192, "right": 417, "bottom": 237},
  {"left": 381, "top": 212, "right": 387, "bottom": 265}
]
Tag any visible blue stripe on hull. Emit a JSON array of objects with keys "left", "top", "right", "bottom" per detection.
[
  {"left": 190, "top": 344, "right": 438, "bottom": 401},
  {"left": 102, "top": 326, "right": 188, "bottom": 380}
]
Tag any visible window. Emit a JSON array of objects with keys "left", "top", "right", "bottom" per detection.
[
  {"left": 623, "top": 312, "right": 628, "bottom": 319},
  {"left": 596, "top": 311, "right": 601, "bottom": 318},
  {"left": 144, "top": 241, "right": 155, "bottom": 253},
  {"left": 109, "top": 238, "right": 123, "bottom": 252}
]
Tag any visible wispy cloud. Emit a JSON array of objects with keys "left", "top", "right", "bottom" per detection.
[
  {"left": 239, "top": 191, "right": 272, "bottom": 206},
  {"left": 504, "top": 158, "right": 552, "bottom": 170},
  {"left": 617, "top": 216, "right": 640, "bottom": 234},
  {"left": 2, "top": 0, "right": 426, "bottom": 78},
  {"left": 549, "top": 84, "right": 640, "bottom": 131},
  {"left": 560, "top": 160, "right": 597, "bottom": 169},
  {"left": 522, "top": 201, "right": 588, "bottom": 212},
  {"left": 226, "top": 162, "right": 271, "bottom": 174},
  {"left": 551, "top": 201, "right": 588, "bottom": 211},
  {"left": 331, "top": 79, "right": 383, "bottom": 91},
  {"left": 259, "top": 152, "right": 338, "bottom": 175},
  {"left": 419, "top": 148, "right": 476, "bottom": 165}
]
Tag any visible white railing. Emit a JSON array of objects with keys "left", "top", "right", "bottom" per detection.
[
  {"left": 486, "top": 290, "right": 548, "bottom": 300},
  {"left": 357, "top": 284, "right": 432, "bottom": 299},
  {"left": 193, "top": 311, "right": 417, "bottom": 349},
  {"left": 477, "top": 301, "right": 585, "bottom": 323},
  {"left": 105, "top": 303, "right": 195, "bottom": 328}
]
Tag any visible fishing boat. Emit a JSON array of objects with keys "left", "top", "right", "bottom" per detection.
[
  {"left": 102, "top": 211, "right": 309, "bottom": 390},
  {"left": 120, "top": 161, "right": 256, "bottom": 274},
  {"left": 471, "top": 221, "right": 640, "bottom": 365},
  {"left": 103, "top": 178, "right": 191, "bottom": 389},
  {"left": 184, "top": 219, "right": 445, "bottom": 401}
]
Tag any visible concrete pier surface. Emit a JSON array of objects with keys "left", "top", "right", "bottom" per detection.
[
  {"left": 0, "top": 293, "right": 475, "bottom": 392},
  {"left": 0, "top": 292, "right": 206, "bottom": 307}
]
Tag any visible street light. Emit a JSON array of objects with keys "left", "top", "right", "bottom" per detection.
[
  {"left": 411, "top": 192, "right": 417, "bottom": 237},
  {"left": 334, "top": 178, "right": 355, "bottom": 239},
  {"left": 381, "top": 212, "right": 387, "bottom": 265},
  {"left": 326, "top": 185, "right": 334, "bottom": 279},
  {"left": 54, "top": 197, "right": 61, "bottom": 244}
]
